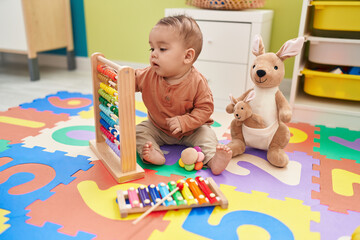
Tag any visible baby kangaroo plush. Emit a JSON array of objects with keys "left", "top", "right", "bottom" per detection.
[
  {"left": 226, "top": 35, "right": 304, "bottom": 167},
  {"left": 228, "top": 91, "right": 266, "bottom": 129}
]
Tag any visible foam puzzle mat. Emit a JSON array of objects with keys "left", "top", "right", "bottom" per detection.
[{"left": 0, "top": 91, "right": 359, "bottom": 240}]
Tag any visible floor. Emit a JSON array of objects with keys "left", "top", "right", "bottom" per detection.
[
  {"left": 1, "top": 60, "right": 359, "bottom": 240},
  {"left": 0, "top": 62, "right": 92, "bottom": 111}
]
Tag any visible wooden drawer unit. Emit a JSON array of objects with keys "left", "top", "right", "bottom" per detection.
[
  {"left": 0, "top": 0, "right": 75, "bottom": 81},
  {"left": 165, "top": 8, "right": 273, "bottom": 111}
]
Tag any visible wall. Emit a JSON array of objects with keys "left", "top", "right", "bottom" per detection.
[
  {"left": 80, "top": 0, "right": 303, "bottom": 78},
  {"left": 263, "top": 0, "right": 303, "bottom": 78}
]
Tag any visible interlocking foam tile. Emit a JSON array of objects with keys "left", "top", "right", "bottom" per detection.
[
  {"left": 312, "top": 155, "right": 360, "bottom": 214},
  {"left": 22, "top": 116, "right": 97, "bottom": 160},
  {"left": 150, "top": 185, "right": 320, "bottom": 240},
  {"left": 0, "top": 209, "right": 10, "bottom": 234},
  {"left": 311, "top": 204, "right": 360, "bottom": 240},
  {"left": 20, "top": 91, "right": 93, "bottom": 116},
  {"left": 137, "top": 145, "right": 198, "bottom": 178},
  {"left": 0, "top": 107, "right": 69, "bottom": 144},
  {"left": 314, "top": 125, "right": 360, "bottom": 163},
  {"left": 0, "top": 140, "right": 10, "bottom": 153},
  {"left": 197, "top": 149, "right": 320, "bottom": 205},
  {"left": 135, "top": 100, "right": 148, "bottom": 125},
  {"left": 285, "top": 122, "right": 320, "bottom": 157},
  {"left": 1, "top": 215, "right": 95, "bottom": 240},
  {"left": 196, "top": 148, "right": 319, "bottom": 205},
  {"left": 210, "top": 111, "right": 233, "bottom": 140},
  {"left": 26, "top": 160, "right": 185, "bottom": 240},
  {"left": 0, "top": 144, "right": 92, "bottom": 216}
]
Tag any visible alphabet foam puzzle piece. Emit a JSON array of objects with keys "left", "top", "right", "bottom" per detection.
[
  {"left": 0, "top": 107, "right": 69, "bottom": 144},
  {"left": 22, "top": 116, "right": 97, "bottom": 160},
  {"left": 312, "top": 155, "right": 360, "bottom": 214},
  {"left": 0, "top": 140, "right": 10, "bottom": 153},
  {"left": 26, "top": 160, "right": 184, "bottom": 240},
  {"left": 150, "top": 185, "right": 320, "bottom": 240},
  {"left": 314, "top": 125, "right": 360, "bottom": 163},
  {"left": 137, "top": 145, "right": 197, "bottom": 178},
  {"left": 0, "top": 144, "right": 93, "bottom": 217},
  {"left": 20, "top": 91, "right": 93, "bottom": 116},
  {"left": 0, "top": 209, "right": 10, "bottom": 234},
  {"left": 285, "top": 122, "right": 320, "bottom": 157},
  {"left": 311, "top": 204, "right": 360, "bottom": 240},
  {"left": 1, "top": 215, "right": 95, "bottom": 240},
  {"left": 197, "top": 149, "right": 320, "bottom": 205}
]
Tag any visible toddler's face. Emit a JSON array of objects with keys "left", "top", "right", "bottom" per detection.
[{"left": 149, "top": 25, "right": 188, "bottom": 80}]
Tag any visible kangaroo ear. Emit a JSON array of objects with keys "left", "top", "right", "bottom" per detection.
[
  {"left": 252, "top": 35, "right": 265, "bottom": 56},
  {"left": 276, "top": 37, "right": 305, "bottom": 61},
  {"left": 229, "top": 94, "right": 238, "bottom": 105},
  {"left": 244, "top": 90, "right": 256, "bottom": 102}
]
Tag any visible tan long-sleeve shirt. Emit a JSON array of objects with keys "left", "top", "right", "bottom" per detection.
[{"left": 135, "top": 66, "right": 214, "bottom": 139}]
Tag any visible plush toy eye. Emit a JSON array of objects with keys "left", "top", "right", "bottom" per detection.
[
  {"left": 274, "top": 66, "right": 278, "bottom": 70},
  {"left": 253, "top": 65, "right": 255, "bottom": 69},
  {"left": 241, "top": 107, "right": 244, "bottom": 110}
]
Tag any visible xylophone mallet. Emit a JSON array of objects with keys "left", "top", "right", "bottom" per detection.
[{"left": 132, "top": 182, "right": 184, "bottom": 225}]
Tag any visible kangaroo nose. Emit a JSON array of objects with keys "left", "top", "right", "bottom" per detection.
[{"left": 257, "top": 70, "right": 266, "bottom": 78}]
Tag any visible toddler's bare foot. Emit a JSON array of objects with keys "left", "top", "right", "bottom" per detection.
[
  {"left": 207, "top": 144, "right": 233, "bottom": 175},
  {"left": 142, "top": 141, "right": 166, "bottom": 165}
]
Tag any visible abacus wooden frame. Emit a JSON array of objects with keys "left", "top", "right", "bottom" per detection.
[{"left": 89, "top": 52, "right": 145, "bottom": 183}]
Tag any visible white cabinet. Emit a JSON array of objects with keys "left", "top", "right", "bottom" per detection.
[
  {"left": 290, "top": 0, "right": 360, "bottom": 130},
  {"left": 0, "top": 0, "right": 75, "bottom": 81},
  {"left": 165, "top": 8, "right": 273, "bottom": 111}
]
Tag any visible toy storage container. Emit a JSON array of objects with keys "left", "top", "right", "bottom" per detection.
[
  {"left": 301, "top": 68, "right": 360, "bottom": 101},
  {"left": 311, "top": 1, "right": 360, "bottom": 31},
  {"left": 307, "top": 36, "right": 360, "bottom": 67}
]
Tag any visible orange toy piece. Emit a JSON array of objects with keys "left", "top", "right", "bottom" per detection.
[{"left": 186, "top": 178, "right": 207, "bottom": 205}]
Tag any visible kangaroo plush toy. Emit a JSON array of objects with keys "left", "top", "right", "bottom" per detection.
[{"left": 226, "top": 35, "right": 304, "bottom": 167}]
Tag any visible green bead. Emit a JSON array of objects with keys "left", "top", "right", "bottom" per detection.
[{"left": 184, "top": 164, "right": 195, "bottom": 171}]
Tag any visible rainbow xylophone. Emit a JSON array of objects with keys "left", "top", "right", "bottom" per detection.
[{"left": 117, "top": 177, "right": 228, "bottom": 218}]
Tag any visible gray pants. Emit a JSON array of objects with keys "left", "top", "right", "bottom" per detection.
[{"left": 136, "top": 120, "right": 218, "bottom": 164}]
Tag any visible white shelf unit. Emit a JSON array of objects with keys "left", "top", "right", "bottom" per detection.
[
  {"left": 165, "top": 8, "right": 273, "bottom": 111},
  {"left": 290, "top": 0, "right": 360, "bottom": 130}
]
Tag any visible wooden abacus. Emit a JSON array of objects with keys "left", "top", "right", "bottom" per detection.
[
  {"left": 89, "top": 53, "right": 145, "bottom": 183},
  {"left": 117, "top": 177, "right": 228, "bottom": 218}
]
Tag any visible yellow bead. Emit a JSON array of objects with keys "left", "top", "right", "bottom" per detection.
[{"left": 179, "top": 158, "right": 185, "bottom": 168}]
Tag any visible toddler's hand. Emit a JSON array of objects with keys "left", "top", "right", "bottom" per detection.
[{"left": 166, "top": 117, "right": 182, "bottom": 135}]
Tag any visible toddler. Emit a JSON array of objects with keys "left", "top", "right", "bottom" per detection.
[{"left": 135, "top": 15, "right": 232, "bottom": 175}]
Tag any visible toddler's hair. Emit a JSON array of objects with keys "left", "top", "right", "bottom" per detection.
[{"left": 156, "top": 15, "right": 203, "bottom": 62}]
